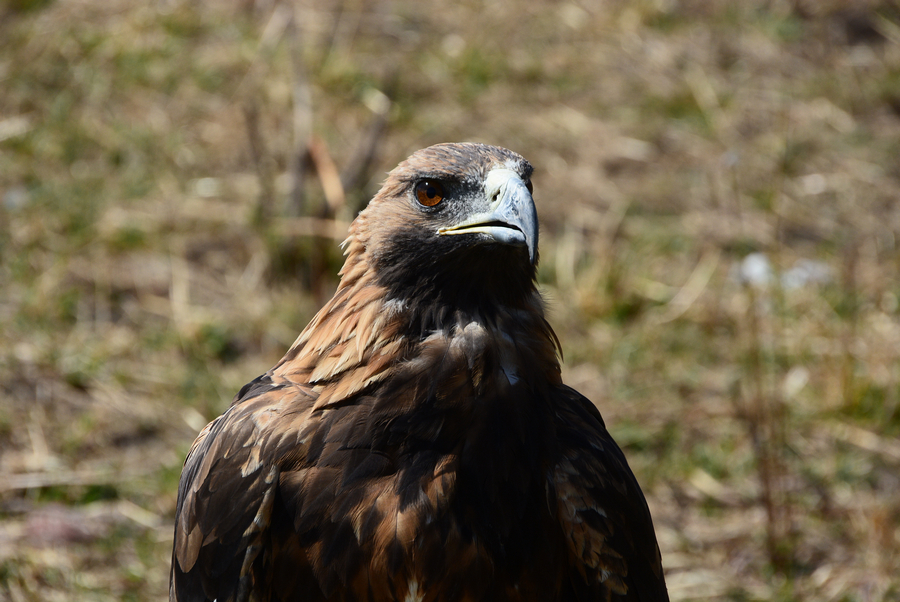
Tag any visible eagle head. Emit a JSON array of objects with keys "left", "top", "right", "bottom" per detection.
[{"left": 343, "top": 143, "right": 539, "bottom": 316}]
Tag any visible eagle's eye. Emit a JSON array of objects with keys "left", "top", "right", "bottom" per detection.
[{"left": 415, "top": 180, "right": 444, "bottom": 207}]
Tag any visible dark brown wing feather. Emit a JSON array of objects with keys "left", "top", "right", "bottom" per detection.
[
  {"left": 551, "top": 385, "right": 668, "bottom": 602},
  {"left": 170, "top": 377, "right": 316, "bottom": 602}
]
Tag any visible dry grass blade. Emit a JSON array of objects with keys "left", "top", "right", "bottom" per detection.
[
  {"left": 276, "top": 216, "right": 350, "bottom": 240},
  {"left": 308, "top": 135, "right": 346, "bottom": 217},
  {"left": 653, "top": 247, "right": 721, "bottom": 324},
  {"left": 1, "top": 469, "right": 150, "bottom": 493}
]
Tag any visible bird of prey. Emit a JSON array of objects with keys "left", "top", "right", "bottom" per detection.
[{"left": 170, "top": 143, "right": 669, "bottom": 602}]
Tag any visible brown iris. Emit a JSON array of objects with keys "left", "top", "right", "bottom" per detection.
[{"left": 415, "top": 180, "right": 444, "bottom": 207}]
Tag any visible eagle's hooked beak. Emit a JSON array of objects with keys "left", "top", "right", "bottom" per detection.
[{"left": 437, "top": 168, "right": 538, "bottom": 264}]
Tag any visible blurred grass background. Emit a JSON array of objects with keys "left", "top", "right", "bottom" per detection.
[{"left": 2, "top": 0, "right": 900, "bottom": 600}]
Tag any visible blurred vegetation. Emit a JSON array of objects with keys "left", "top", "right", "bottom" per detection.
[{"left": 2, "top": 0, "right": 900, "bottom": 600}]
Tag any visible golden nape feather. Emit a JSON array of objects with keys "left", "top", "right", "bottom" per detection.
[{"left": 170, "top": 143, "right": 669, "bottom": 602}]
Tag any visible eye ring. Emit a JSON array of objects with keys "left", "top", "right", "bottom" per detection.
[{"left": 415, "top": 180, "right": 444, "bottom": 207}]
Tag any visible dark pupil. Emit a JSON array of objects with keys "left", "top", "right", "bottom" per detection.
[{"left": 425, "top": 185, "right": 437, "bottom": 199}]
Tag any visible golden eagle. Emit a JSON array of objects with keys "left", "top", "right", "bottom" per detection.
[{"left": 170, "top": 143, "right": 668, "bottom": 601}]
